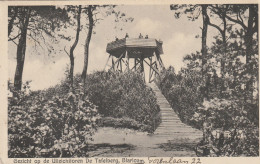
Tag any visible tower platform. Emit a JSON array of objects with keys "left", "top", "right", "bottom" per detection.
[
  {"left": 106, "top": 38, "right": 163, "bottom": 58},
  {"left": 104, "top": 37, "right": 165, "bottom": 83}
]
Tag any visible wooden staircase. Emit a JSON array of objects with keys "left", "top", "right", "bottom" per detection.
[{"left": 147, "top": 83, "right": 203, "bottom": 140}]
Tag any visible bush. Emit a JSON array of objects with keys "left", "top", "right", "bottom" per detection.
[
  {"left": 8, "top": 82, "right": 99, "bottom": 157},
  {"left": 82, "top": 71, "right": 161, "bottom": 132},
  {"left": 17, "top": 70, "right": 160, "bottom": 131},
  {"left": 42, "top": 71, "right": 160, "bottom": 132},
  {"left": 193, "top": 98, "right": 259, "bottom": 156}
]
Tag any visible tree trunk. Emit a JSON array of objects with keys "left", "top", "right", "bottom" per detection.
[
  {"left": 69, "top": 5, "right": 82, "bottom": 90},
  {"left": 201, "top": 5, "right": 209, "bottom": 99},
  {"left": 201, "top": 5, "right": 209, "bottom": 77},
  {"left": 81, "top": 5, "right": 94, "bottom": 85},
  {"left": 221, "top": 11, "right": 227, "bottom": 79},
  {"left": 245, "top": 5, "right": 254, "bottom": 65},
  {"left": 8, "top": 7, "right": 18, "bottom": 37},
  {"left": 221, "top": 10, "right": 227, "bottom": 92},
  {"left": 14, "top": 7, "right": 30, "bottom": 91},
  {"left": 245, "top": 5, "right": 257, "bottom": 101}
]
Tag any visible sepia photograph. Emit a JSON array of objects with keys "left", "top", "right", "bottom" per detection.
[{"left": 3, "top": 0, "right": 259, "bottom": 161}]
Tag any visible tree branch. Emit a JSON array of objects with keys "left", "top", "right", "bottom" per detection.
[
  {"left": 93, "top": 18, "right": 103, "bottom": 25},
  {"left": 204, "top": 6, "right": 223, "bottom": 35},
  {"left": 10, "top": 39, "right": 18, "bottom": 46},
  {"left": 225, "top": 14, "right": 247, "bottom": 30},
  {"left": 8, "top": 33, "right": 21, "bottom": 41},
  {"left": 238, "top": 11, "right": 244, "bottom": 26},
  {"left": 64, "top": 46, "right": 69, "bottom": 57},
  {"left": 209, "top": 4, "right": 246, "bottom": 32},
  {"left": 252, "top": 13, "right": 258, "bottom": 34},
  {"left": 27, "top": 33, "right": 44, "bottom": 49},
  {"left": 208, "top": 21, "right": 223, "bottom": 34}
]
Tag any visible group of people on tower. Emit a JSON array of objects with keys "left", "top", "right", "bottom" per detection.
[
  {"left": 138, "top": 33, "right": 149, "bottom": 39},
  {"left": 115, "top": 33, "right": 149, "bottom": 41}
]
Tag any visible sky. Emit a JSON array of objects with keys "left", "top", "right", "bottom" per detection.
[{"left": 8, "top": 5, "right": 209, "bottom": 90}]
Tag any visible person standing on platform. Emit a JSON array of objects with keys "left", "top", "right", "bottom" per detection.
[{"left": 139, "top": 33, "right": 143, "bottom": 38}]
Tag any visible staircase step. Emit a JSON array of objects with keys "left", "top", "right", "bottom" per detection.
[
  {"left": 155, "top": 133, "right": 202, "bottom": 136},
  {"left": 160, "top": 118, "right": 181, "bottom": 121},
  {"left": 160, "top": 114, "right": 177, "bottom": 116},
  {"left": 156, "top": 129, "right": 200, "bottom": 132},
  {"left": 155, "top": 131, "right": 202, "bottom": 135},
  {"left": 154, "top": 133, "right": 202, "bottom": 137},
  {"left": 160, "top": 113, "right": 178, "bottom": 116},
  {"left": 158, "top": 125, "right": 197, "bottom": 129},
  {"left": 155, "top": 135, "right": 202, "bottom": 138},
  {"left": 155, "top": 127, "right": 201, "bottom": 131}
]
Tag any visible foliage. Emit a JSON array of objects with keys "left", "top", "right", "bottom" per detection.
[
  {"left": 157, "top": 5, "right": 259, "bottom": 152},
  {"left": 157, "top": 64, "right": 259, "bottom": 156},
  {"left": 8, "top": 81, "right": 99, "bottom": 157},
  {"left": 164, "top": 7, "right": 259, "bottom": 158},
  {"left": 32, "top": 70, "right": 160, "bottom": 132},
  {"left": 170, "top": 4, "right": 202, "bottom": 21},
  {"left": 8, "top": 69, "right": 160, "bottom": 157},
  {"left": 9, "top": 6, "right": 70, "bottom": 55},
  {"left": 193, "top": 98, "right": 258, "bottom": 156},
  {"left": 78, "top": 71, "right": 161, "bottom": 132},
  {"left": 156, "top": 29, "right": 259, "bottom": 155}
]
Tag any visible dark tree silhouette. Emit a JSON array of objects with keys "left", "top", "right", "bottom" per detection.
[
  {"left": 14, "top": 7, "right": 31, "bottom": 91},
  {"left": 81, "top": 5, "right": 94, "bottom": 86},
  {"left": 64, "top": 5, "right": 82, "bottom": 90}
]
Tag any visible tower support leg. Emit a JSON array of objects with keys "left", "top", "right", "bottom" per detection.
[
  {"left": 120, "top": 59, "right": 122, "bottom": 72},
  {"left": 112, "top": 57, "right": 115, "bottom": 71},
  {"left": 104, "top": 54, "right": 111, "bottom": 70},
  {"left": 155, "top": 51, "right": 165, "bottom": 71},
  {"left": 126, "top": 50, "right": 129, "bottom": 71},
  {"left": 140, "top": 56, "right": 145, "bottom": 82},
  {"left": 149, "top": 57, "right": 152, "bottom": 83}
]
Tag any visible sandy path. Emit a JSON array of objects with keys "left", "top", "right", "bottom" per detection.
[{"left": 88, "top": 127, "right": 200, "bottom": 157}]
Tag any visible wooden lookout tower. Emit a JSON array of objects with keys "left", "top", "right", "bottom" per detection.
[{"left": 104, "top": 37, "right": 165, "bottom": 83}]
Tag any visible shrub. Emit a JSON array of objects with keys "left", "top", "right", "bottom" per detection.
[
  {"left": 23, "top": 70, "right": 160, "bottom": 131},
  {"left": 193, "top": 98, "right": 259, "bottom": 156},
  {"left": 8, "top": 82, "right": 99, "bottom": 157},
  {"left": 83, "top": 71, "right": 161, "bottom": 132}
]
